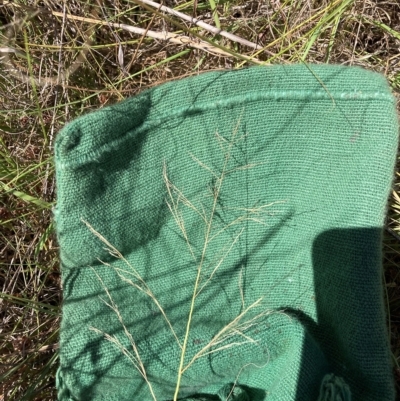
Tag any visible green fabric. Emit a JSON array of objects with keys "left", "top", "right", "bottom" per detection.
[{"left": 54, "top": 64, "right": 398, "bottom": 401}]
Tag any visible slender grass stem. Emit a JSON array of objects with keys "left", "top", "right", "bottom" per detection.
[{"left": 173, "top": 124, "right": 238, "bottom": 401}]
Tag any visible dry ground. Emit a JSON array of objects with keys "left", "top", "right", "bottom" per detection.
[{"left": 0, "top": 0, "right": 399, "bottom": 399}]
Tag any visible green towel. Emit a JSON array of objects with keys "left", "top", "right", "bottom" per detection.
[{"left": 54, "top": 64, "right": 398, "bottom": 401}]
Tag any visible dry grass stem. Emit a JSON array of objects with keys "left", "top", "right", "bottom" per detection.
[
  {"left": 135, "top": 0, "right": 262, "bottom": 50},
  {"left": 172, "top": 123, "right": 241, "bottom": 401}
]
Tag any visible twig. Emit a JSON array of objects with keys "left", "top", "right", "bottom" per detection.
[
  {"left": 50, "top": 11, "right": 232, "bottom": 57},
  {"left": 135, "top": 0, "right": 262, "bottom": 50}
]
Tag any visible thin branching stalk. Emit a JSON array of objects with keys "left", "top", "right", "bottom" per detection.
[
  {"left": 172, "top": 122, "right": 241, "bottom": 401},
  {"left": 89, "top": 269, "right": 158, "bottom": 401},
  {"left": 181, "top": 298, "right": 273, "bottom": 374},
  {"left": 83, "top": 220, "right": 182, "bottom": 349},
  {"left": 196, "top": 228, "right": 244, "bottom": 297}
]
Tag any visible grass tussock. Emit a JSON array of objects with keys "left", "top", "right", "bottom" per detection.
[{"left": 0, "top": 0, "right": 399, "bottom": 399}]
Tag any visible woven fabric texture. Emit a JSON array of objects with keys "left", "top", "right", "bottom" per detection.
[{"left": 54, "top": 64, "right": 398, "bottom": 401}]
